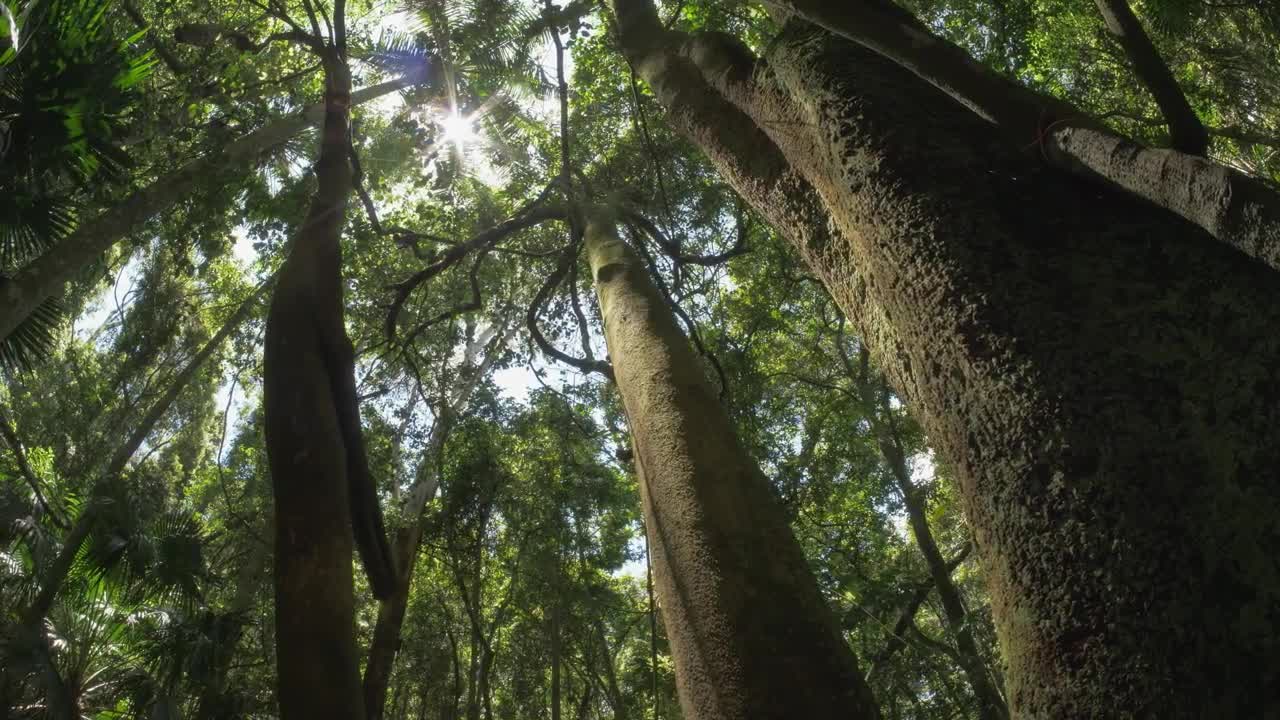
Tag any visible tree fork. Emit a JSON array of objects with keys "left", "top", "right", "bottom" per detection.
[
  {"left": 610, "top": 0, "right": 1280, "bottom": 714},
  {"left": 767, "top": 0, "right": 1280, "bottom": 271}
]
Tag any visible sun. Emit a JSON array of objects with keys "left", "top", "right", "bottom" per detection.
[{"left": 439, "top": 111, "right": 478, "bottom": 147}]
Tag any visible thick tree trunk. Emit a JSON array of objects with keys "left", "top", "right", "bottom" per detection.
[
  {"left": 767, "top": 0, "right": 1280, "bottom": 265},
  {"left": 612, "top": 3, "right": 1280, "bottom": 717},
  {"left": 20, "top": 280, "right": 267, "bottom": 627},
  {"left": 584, "top": 209, "right": 881, "bottom": 720},
  {"left": 264, "top": 52, "right": 395, "bottom": 720},
  {"left": 0, "top": 75, "right": 415, "bottom": 343}
]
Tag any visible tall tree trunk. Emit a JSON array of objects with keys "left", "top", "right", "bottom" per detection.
[
  {"left": 21, "top": 279, "right": 268, "bottom": 627},
  {"left": 611, "top": 4, "right": 1280, "bottom": 716},
  {"left": 363, "top": 325, "right": 508, "bottom": 720},
  {"left": 583, "top": 208, "right": 881, "bottom": 720},
  {"left": 0, "top": 74, "right": 416, "bottom": 343},
  {"left": 264, "top": 50, "right": 396, "bottom": 720},
  {"left": 594, "top": 618, "right": 626, "bottom": 719}
]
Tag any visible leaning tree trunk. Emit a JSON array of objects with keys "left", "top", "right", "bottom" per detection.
[
  {"left": 363, "top": 326, "right": 507, "bottom": 720},
  {"left": 20, "top": 279, "right": 268, "bottom": 627},
  {"left": 264, "top": 50, "right": 396, "bottom": 720},
  {"left": 584, "top": 208, "right": 881, "bottom": 720},
  {"left": 611, "top": 2, "right": 1280, "bottom": 717},
  {"left": 0, "top": 74, "right": 416, "bottom": 343}
]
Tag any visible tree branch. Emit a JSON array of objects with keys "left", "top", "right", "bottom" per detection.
[
  {"left": 386, "top": 206, "right": 566, "bottom": 340},
  {"left": 768, "top": 0, "right": 1280, "bottom": 272},
  {"left": 865, "top": 543, "right": 973, "bottom": 678},
  {"left": 623, "top": 209, "right": 749, "bottom": 265},
  {"left": 1092, "top": 0, "right": 1207, "bottom": 155},
  {"left": 525, "top": 245, "right": 614, "bottom": 380}
]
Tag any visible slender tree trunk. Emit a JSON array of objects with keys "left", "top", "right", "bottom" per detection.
[
  {"left": 584, "top": 208, "right": 880, "bottom": 720},
  {"left": 864, "top": 544, "right": 972, "bottom": 679},
  {"left": 1091, "top": 0, "right": 1207, "bottom": 155},
  {"left": 612, "top": 4, "right": 1280, "bottom": 716},
  {"left": 594, "top": 618, "right": 626, "bottom": 719},
  {"left": 20, "top": 280, "right": 267, "bottom": 627},
  {"left": 265, "top": 50, "right": 395, "bottom": 720},
  {"left": 0, "top": 75, "right": 415, "bottom": 343},
  {"left": 878, "top": 435, "right": 1006, "bottom": 720},
  {"left": 0, "top": 403, "right": 63, "bottom": 525},
  {"left": 853, "top": 365, "right": 1006, "bottom": 720},
  {"left": 363, "top": 326, "right": 508, "bottom": 720}
]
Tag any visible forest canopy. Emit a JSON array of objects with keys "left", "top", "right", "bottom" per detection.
[{"left": 2, "top": 0, "right": 1279, "bottom": 718}]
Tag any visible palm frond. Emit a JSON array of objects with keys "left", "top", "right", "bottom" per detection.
[
  {"left": 82, "top": 496, "right": 208, "bottom": 606},
  {"left": 0, "top": 293, "right": 63, "bottom": 372},
  {"left": 0, "top": 194, "right": 76, "bottom": 267}
]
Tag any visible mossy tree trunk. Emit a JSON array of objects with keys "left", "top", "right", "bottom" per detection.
[
  {"left": 611, "top": 2, "right": 1280, "bottom": 717},
  {"left": 584, "top": 208, "right": 881, "bottom": 720}
]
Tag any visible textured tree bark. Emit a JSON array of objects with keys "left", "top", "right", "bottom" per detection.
[
  {"left": 0, "top": 75, "right": 416, "bottom": 344},
  {"left": 611, "top": 2, "right": 1280, "bottom": 717},
  {"left": 584, "top": 208, "right": 881, "bottom": 720},
  {"left": 765, "top": 0, "right": 1280, "bottom": 268},
  {"left": 264, "top": 52, "right": 395, "bottom": 720}
]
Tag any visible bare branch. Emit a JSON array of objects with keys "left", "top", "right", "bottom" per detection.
[
  {"left": 623, "top": 210, "right": 749, "bottom": 266},
  {"left": 386, "top": 206, "right": 566, "bottom": 340},
  {"left": 525, "top": 245, "right": 615, "bottom": 380}
]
